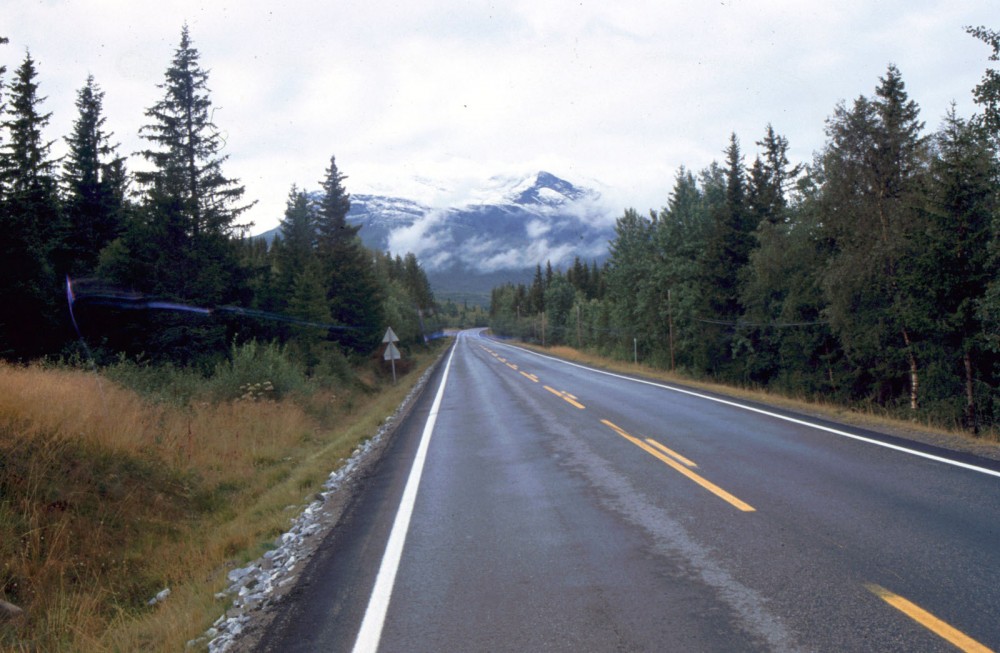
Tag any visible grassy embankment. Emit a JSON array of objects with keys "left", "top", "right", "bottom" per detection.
[
  {"left": 516, "top": 341, "right": 1000, "bottom": 450},
  {"left": 0, "top": 340, "right": 446, "bottom": 652}
]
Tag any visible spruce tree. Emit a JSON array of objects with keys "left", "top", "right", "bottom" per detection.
[
  {"left": 105, "top": 25, "right": 253, "bottom": 362},
  {"left": 702, "top": 133, "right": 752, "bottom": 321},
  {"left": 748, "top": 124, "right": 800, "bottom": 226},
  {"left": 650, "top": 167, "right": 712, "bottom": 372},
  {"left": 0, "top": 51, "right": 62, "bottom": 358},
  {"left": 315, "top": 155, "right": 357, "bottom": 248},
  {"left": 605, "top": 208, "right": 653, "bottom": 348},
  {"left": 130, "top": 24, "right": 252, "bottom": 301},
  {"left": 60, "top": 75, "right": 127, "bottom": 276},
  {"left": 273, "top": 185, "right": 317, "bottom": 303},
  {"left": 402, "top": 252, "right": 435, "bottom": 312},
  {"left": 314, "top": 155, "right": 382, "bottom": 352},
  {"left": 697, "top": 134, "right": 753, "bottom": 376},
  {"left": 968, "top": 26, "right": 1000, "bottom": 364},
  {"left": 528, "top": 264, "right": 545, "bottom": 313},
  {"left": 921, "top": 107, "right": 998, "bottom": 430},
  {"left": 820, "top": 66, "right": 928, "bottom": 409},
  {"left": 287, "top": 258, "right": 335, "bottom": 369}
]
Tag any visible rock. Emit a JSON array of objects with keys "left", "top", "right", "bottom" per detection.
[
  {"left": 147, "top": 587, "right": 171, "bottom": 606},
  {"left": 0, "top": 599, "right": 24, "bottom": 621}
]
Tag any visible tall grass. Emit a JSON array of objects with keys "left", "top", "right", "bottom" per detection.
[{"left": 0, "top": 341, "right": 444, "bottom": 651}]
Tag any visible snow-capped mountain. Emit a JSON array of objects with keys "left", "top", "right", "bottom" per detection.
[
  {"left": 351, "top": 171, "right": 615, "bottom": 302},
  {"left": 260, "top": 171, "right": 617, "bottom": 304}
]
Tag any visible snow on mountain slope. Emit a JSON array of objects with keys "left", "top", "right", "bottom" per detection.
[
  {"left": 259, "top": 171, "right": 617, "bottom": 303},
  {"left": 350, "top": 171, "right": 614, "bottom": 271}
]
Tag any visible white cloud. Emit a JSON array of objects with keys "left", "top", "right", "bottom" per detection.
[
  {"left": 385, "top": 209, "right": 452, "bottom": 257},
  {"left": 526, "top": 220, "right": 550, "bottom": 239}
]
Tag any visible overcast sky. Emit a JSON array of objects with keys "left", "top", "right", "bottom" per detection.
[{"left": 4, "top": 1, "right": 997, "bottom": 234}]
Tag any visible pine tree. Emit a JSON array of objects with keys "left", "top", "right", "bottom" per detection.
[
  {"left": 60, "top": 75, "right": 127, "bottom": 276},
  {"left": 0, "top": 51, "right": 62, "bottom": 358}
]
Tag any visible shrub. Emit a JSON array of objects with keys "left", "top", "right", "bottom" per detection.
[{"left": 209, "top": 340, "right": 308, "bottom": 402}]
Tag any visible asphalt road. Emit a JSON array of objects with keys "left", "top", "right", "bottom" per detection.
[{"left": 257, "top": 329, "right": 1000, "bottom": 652}]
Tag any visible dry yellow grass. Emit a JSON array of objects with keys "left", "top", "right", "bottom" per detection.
[{"left": 0, "top": 345, "right": 445, "bottom": 652}]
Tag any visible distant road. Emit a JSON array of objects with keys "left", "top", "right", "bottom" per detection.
[{"left": 258, "top": 329, "right": 1000, "bottom": 652}]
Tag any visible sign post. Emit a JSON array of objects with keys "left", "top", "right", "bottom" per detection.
[{"left": 382, "top": 327, "right": 401, "bottom": 383}]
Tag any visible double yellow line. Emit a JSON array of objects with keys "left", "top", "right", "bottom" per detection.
[
  {"left": 544, "top": 385, "right": 585, "bottom": 409},
  {"left": 601, "top": 419, "right": 755, "bottom": 513}
]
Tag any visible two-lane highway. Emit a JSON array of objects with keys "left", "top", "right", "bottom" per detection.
[{"left": 258, "top": 330, "right": 1000, "bottom": 652}]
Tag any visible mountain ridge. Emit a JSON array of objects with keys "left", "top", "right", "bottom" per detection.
[{"left": 257, "top": 171, "right": 616, "bottom": 304}]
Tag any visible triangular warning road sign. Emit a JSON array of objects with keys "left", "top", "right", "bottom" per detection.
[{"left": 383, "top": 342, "right": 401, "bottom": 361}]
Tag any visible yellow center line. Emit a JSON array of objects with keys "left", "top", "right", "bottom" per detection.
[
  {"left": 543, "top": 385, "right": 586, "bottom": 409},
  {"left": 645, "top": 438, "right": 698, "bottom": 468},
  {"left": 520, "top": 371, "right": 539, "bottom": 382},
  {"left": 506, "top": 363, "right": 519, "bottom": 370},
  {"left": 866, "top": 584, "right": 993, "bottom": 653},
  {"left": 601, "top": 420, "right": 755, "bottom": 512}
]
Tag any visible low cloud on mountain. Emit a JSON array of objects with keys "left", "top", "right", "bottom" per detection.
[{"left": 368, "top": 171, "right": 616, "bottom": 302}]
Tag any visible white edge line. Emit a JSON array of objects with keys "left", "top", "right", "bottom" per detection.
[
  {"left": 352, "top": 340, "right": 458, "bottom": 653},
  {"left": 485, "top": 335, "right": 1000, "bottom": 480}
]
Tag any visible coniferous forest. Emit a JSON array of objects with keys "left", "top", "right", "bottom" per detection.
[
  {"left": 490, "top": 27, "right": 1000, "bottom": 434},
  {"left": 4, "top": 24, "right": 1000, "bottom": 433},
  {"left": 0, "top": 26, "right": 439, "bottom": 374}
]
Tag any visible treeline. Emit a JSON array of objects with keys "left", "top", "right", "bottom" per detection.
[
  {"left": 491, "top": 27, "right": 1000, "bottom": 433},
  {"left": 489, "top": 258, "right": 607, "bottom": 343},
  {"left": 0, "top": 27, "right": 437, "bottom": 372}
]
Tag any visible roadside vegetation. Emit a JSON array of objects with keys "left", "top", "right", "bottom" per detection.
[{"left": 0, "top": 340, "right": 445, "bottom": 651}]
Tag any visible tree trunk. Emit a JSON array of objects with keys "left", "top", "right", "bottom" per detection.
[
  {"left": 901, "top": 326, "right": 918, "bottom": 410},
  {"left": 964, "top": 350, "right": 978, "bottom": 434}
]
